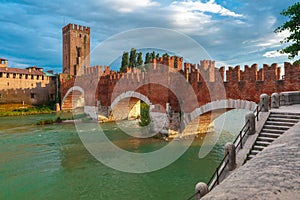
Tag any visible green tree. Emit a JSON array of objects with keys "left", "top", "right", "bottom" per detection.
[
  {"left": 129, "top": 48, "right": 137, "bottom": 68},
  {"left": 137, "top": 52, "right": 143, "bottom": 67},
  {"left": 162, "top": 53, "right": 169, "bottom": 57},
  {"left": 151, "top": 51, "right": 156, "bottom": 61},
  {"left": 120, "top": 51, "right": 129, "bottom": 72},
  {"left": 174, "top": 56, "right": 178, "bottom": 68},
  {"left": 139, "top": 102, "right": 150, "bottom": 126},
  {"left": 275, "top": 2, "right": 300, "bottom": 62},
  {"left": 145, "top": 52, "right": 150, "bottom": 64},
  {"left": 156, "top": 53, "right": 160, "bottom": 59}
]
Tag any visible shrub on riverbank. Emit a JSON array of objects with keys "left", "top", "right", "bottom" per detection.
[
  {"left": 139, "top": 102, "right": 150, "bottom": 126},
  {"left": 36, "top": 113, "right": 90, "bottom": 125},
  {"left": 0, "top": 104, "right": 54, "bottom": 117}
]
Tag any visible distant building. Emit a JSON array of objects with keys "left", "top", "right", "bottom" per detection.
[{"left": 0, "top": 58, "right": 57, "bottom": 105}]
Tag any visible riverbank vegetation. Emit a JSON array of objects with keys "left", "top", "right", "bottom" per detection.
[
  {"left": 139, "top": 102, "right": 150, "bottom": 126},
  {"left": 0, "top": 104, "right": 54, "bottom": 117},
  {"left": 36, "top": 113, "right": 90, "bottom": 125}
]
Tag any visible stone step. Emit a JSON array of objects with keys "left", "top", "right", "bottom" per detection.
[
  {"left": 255, "top": 140, "right": 272, "bottom": 146},
  {"left": 263, "top": 125, "right": 291, "bottom": 130},
  {"left": 257, "top": 136, "right": 275, "bottom": 143},
  {"left": 250, "top": 149, "right": 261, "bottom": 155},
  {"left": 268, "top": 117, "right": 299, "bottom": 123},
  {"left": 265, "top": 121, "right": 295, "bottom": 127},
  {"left": 270, "top": 112, "right": 300, "bottom": 116},
  {"left": 252, "top": 145, "right": 265, "bottom": 151},
  {"left": 261, "top": 128, "right": 285, "bottom": 134},
  {"left": 260, "top": 132, "right": 281, "bottom": 138},
  {"left": 269, "top": 114, "right": 300, "bottom": 120},
  {"left": 247, "top": 154, "right": 255, "bottom": 160}
]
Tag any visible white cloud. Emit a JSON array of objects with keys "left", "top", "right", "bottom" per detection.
[
  {"left": 169, "top": 0, "right": 243, "bottom": 18},
  {"left": 243, "top": 29, "right": 290, "bottom": 48},
  {"left": 164, "top": 0, "right": 244, "bottom": 34},
  {"left": 107, "top": 0, "right": 160, "bottom": 13},
  {"left": 263, "top": 50, "right": 285, "bottom": 58}
]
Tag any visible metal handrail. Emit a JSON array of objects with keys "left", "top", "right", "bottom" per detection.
[
  {"left": 207, "top": 103, "right": 262, "bottom": 191},
  {"left": 233, "top": 120, "right": 249, "bottom": 149},
  {"left": 188, "top": 102, "right": 263, "bottom": 199},
  {"left": 186, "top": 191, "right": 200, "bottom": 200},
  {"left": 207, "top": 152, "right": 229, "bottom": 191},
  {"left": 253, "top": 103, "right": 263, "bottom": 121}
]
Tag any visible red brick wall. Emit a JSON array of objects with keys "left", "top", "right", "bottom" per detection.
[{"left": 60, "top": 57, "right": 300, "bottom": 111}]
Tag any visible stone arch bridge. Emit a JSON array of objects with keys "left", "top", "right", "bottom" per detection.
[{"left": 59, "top": 59, "right": 300, "bottom": 132}]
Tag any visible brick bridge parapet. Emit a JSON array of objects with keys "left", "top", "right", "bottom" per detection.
[{"left": 60, "top": 56, "right": 300, "bottom": 131}]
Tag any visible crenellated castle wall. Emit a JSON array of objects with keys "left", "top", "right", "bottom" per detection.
[{"left": 60, "top": 55, "right": 300, "bottom": 114}]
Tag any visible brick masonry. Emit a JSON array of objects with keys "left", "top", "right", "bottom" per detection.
[
  {"left": 60, "top": 59, "right": 300, "bottom": 113},
  {"left": 60, "top": 24, "right": 300, "bottom": 122}
]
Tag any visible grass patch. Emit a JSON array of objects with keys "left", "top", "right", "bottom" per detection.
[{"left": 0, "top": 104, "right": 54, "bottom": 117}]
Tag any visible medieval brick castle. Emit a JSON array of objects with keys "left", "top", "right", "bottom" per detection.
[
  {"left": 0, "top": 23, "right": 299, "bottom": 110},
  {"left": 59, "top": 23, "right": 300, "bottom": 113}
]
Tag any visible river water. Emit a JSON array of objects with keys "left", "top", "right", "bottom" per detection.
[{"left": 0, "top": 109, "right": 249, "bottom": 200}]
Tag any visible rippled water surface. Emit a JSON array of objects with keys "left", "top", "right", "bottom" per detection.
[{"left": 0, "top": 109, "right": 249, "bottom": 199}]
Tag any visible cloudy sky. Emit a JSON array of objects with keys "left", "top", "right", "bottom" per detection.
[{"left": 0, "top": 0, "right": 298, "bottom": 73}]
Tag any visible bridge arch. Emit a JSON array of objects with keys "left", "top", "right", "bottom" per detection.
[
  {"left": 61, "top": 86, "right": 85, "bottom": 110},
  {"left": 109, "top": 91, "right": 152, "bottom": 121},
  {"left": 182, "top": 99, "right": 257, "bottom": 131},
  {"left": 111, "top": 91, "right": 152, "bottom": 109}
]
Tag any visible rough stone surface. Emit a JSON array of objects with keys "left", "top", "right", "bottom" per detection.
[
  {"left": 195, "top": 182, "right": 209, "bottom": 200},
  {"left": 202, "top": 122, "right": 300, "bottom": 200},
  {"left": 271, "top": 93, "right": 280, "bottom": 108},
  {"left": 260, "top": 93, "right": 269, "bottom": 112},
  {"left": 246, "top": 112, "right": 255, "bottom": 135}
]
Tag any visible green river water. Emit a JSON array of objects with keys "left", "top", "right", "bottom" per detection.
[{"left": 0, "top": 109, "right": 249, "bottom": 200}]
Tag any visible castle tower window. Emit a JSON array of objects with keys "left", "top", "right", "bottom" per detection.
[
  {"left": 7, "top": 82, "right": 9, "bottom": 86},
  {"left": 25, "top": 74, "right": 28, "bottom": 79},
  {"left": 31, "top": 93, "right": 35, "bottom": 99},
  {"left": 0, "top": 94, "right": 2, "bottom": 98},
  {"left": 31, "top": 75, "right": 34, "bottom": 80},
  {"left": 0, "top": 72, "right": 2, "bottom": 78},
  {"left": 13, "top": 73, "right": 16, "bottom": 78},
  {"left": 76, "top": 47, "right": 81, "bottom": 57},
  {"left": 6, "top": 73, "right": 9, "bottom": 78},
  {"left": 42, "top": 76, "right": 44, "bottom": 80}
]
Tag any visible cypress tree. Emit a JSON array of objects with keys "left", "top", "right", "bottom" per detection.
[
  {"left": 120, "top": 51, "right": 129, "bottom": 72},
  {"left": 137, "top": 52, "right": 143, "bottom": 67},
  {"left": 129, "top": 48, "right": 137, "bottom": 68}
]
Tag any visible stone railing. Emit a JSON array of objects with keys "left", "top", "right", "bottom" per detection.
[
  {"left": 188, "top": 91, "right": 299, "bottom": 199},
  {"left": 278, "top": 91, "right": 300, "bottom": 106},
  {"left": 189, "top": 94, "right": 268, "bottom": 200}
]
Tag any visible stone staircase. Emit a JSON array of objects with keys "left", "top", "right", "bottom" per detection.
[
  {"left": 246, "top": 112, "right": 300, "bottom": 161},
  {"left": 61, "top": 91, "right": 84, "bottom": 110}
]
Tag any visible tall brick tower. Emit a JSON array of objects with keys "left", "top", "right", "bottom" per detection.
[{"left": 62, "top": 23, "right": 90, "bottom": 76}]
